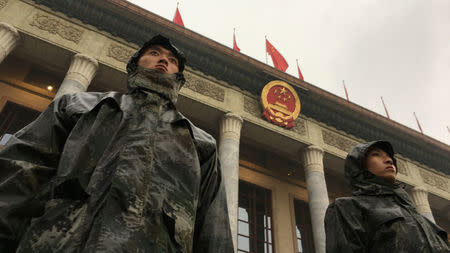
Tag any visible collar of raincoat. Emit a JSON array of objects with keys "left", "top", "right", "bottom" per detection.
[
  {"left": 344, "top": 141, "right": 413, "bottom": 205},
  {"left": 127, "top": 66, "right": 185, "bottom": 105}
]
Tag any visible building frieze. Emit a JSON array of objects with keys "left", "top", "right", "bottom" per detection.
[
  {"left": 107, "top": 43, "right": 134, "bottom": 63},
  {"left": 184, "top": 71, "right": 225, "bottom": 102},
  {"left": 420, "top": 169, "right": 448, "bottom": 192},
  {"left": 243, "top": 95, "right": 260, "bottom": 116},
  {"left": 322, "top": 129, "right": 358, "bottom": 153},
  {"left": 30, "top": 12, "right": 83, "bottom": 43},
  {"left": 0, "top": 0, "right": 7, "bottom": 9},
  {"left": 395, "top": 159, "right": 409, "bottom": 176},
  {"left": 292, "top": 118, "right": 307, "bottom": 136}
]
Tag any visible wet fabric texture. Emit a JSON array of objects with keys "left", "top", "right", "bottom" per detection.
[
  {"left": 325, "top": 141, "right": 449, "bottom": 253},
  {"left": 0, "top": 58, "right": 233, "bottom": 251}
]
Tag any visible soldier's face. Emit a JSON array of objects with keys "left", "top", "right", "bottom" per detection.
[
  {"left": 138, "top": 45, "right": 179, "bottom": 74},
  {"left": 365, "top": 147, "right": 396, "bottom": 184}
]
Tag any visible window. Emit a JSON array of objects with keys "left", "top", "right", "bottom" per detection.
[
  {"left": 293, "top": 199, "right": 315, "bottom": 253},
  {"left": 238, "top": 180, "right": 274, "bottom": 253},
  {"left": 0, "top": 101, "right": 40, "bottom": 138}
]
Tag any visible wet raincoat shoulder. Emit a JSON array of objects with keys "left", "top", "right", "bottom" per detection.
[
  {"left": 0, "top": 70, "right": 233, "bottom": 252},
  {"left": 325, "top": 141, "right": 449, "bottom": 253}
]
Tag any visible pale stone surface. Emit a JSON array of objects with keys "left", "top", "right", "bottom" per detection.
[
  {"left": 225, "top": 88, "right": 244, "bottom": 114},
  {"left": 301, "top": 145, "right": 328, "bottom": 253},
  {"left": 306, "top": 120, "right": 325, "bottom": 147},
  {"left": 219, "top": 112, "right": 243, "bottom": 253},
  {"left": 0, "top": 22, "right": 19, "bottom": 63},
  {"left": 55, "top": 53, "right": 98, "bottom": 99},
  {"left": 409, "top": 186, "right": 435, "bottom": 223},
  {"left": 272, "top": 187, "right": 297, "bottom": 253}
]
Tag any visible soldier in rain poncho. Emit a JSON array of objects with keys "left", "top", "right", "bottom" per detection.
[
  {"left": 325, "top": 140, "right": 449, "bottom": 253},
  {"left": 0, "top": 35, "right": 233, "bottom": 252}
]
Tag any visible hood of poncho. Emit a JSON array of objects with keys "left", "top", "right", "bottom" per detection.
[
  {"left": 126, "top": 34, "right": 186, "bottom": 75},
  {"left": 344, "top": 141, "right": 412, "bottom": 205}
]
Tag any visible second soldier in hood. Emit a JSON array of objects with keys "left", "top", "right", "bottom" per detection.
[{"left": 325, "top": 141, "right": 449, "bottom": 253}]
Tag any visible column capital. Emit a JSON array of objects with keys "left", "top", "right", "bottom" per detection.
[
  {"left": 301, "top": 145, "right": 324, "bottom": 173},
  {"left": 65, "top": 53, "right": 99, "bottom": 89},
  {"left": 0, "top": 22, "right": 20, "bottom": 63},
  {"left": 220, "top": 112, "right": 243, "bottom": 142}
]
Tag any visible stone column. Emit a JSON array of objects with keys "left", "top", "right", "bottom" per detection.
[
  {"left": 301, "top": 145, "right": 328, "bottom": 253},
  {"left": 0, "top": 22, "right": 20, "bottom": 63},
  {"left": 219, "top": 112, "right": 243, "bottom": 252},
  {"left": 55, "top": 53, "right": 98, "bottom": 99},
  {"left": 409, "top": 186, "right": 435, "bottom": 222}
]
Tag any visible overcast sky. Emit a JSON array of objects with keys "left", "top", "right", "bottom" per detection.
[{"left": 128, "top": 0, "right": 450, "bottom": 145}]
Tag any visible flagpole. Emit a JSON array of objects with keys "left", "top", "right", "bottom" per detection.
[
  {"left": 342, "top": 80, "right": 349, "bottom": 101},
  {"left": 265, "top": 35, "right": 268, "bottom": 64},
  {"left": 296, "top": 59, "right": 304, "bottom": 81},
  {"left": 381, "top": 96, "right": 390, "bottom": 119},
  {"left": 413, "top": 112, "right": 424, "bottom": 134}
]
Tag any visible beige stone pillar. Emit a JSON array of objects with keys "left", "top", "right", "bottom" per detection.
[
  {"left": 272, "top": 190, "right": 296, "bottom": 253},
  {"left": 409, "top": 186, "right": 435, "bottom": 222},
  {"left": 0, "top": 22, "right": 20, "bottom": 63},
  {"left": 219, "top": 112, "right": 243, "bottom": 252},
  {"left": 301, "top": 145, "right": 328, "bottom": 253},
  {"left": 55, "top": 53, "right": 98, "bottom": 99}
]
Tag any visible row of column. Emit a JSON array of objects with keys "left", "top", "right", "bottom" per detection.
[
  {"left": 1, "top": 21, "right": 437, "bottom": 253},
  {"left": 218, "top": 112, "right": 330, "bottom": 253},
  {"left": 0, "top": 22, "right": 98, "bottom": 99}
]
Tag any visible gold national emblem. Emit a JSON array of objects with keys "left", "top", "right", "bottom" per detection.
[{"left": 261, "top": 80, "right": 301, "bottom": 128}]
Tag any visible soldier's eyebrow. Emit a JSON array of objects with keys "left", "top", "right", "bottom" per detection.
[{"left": 147, "top": 45, "right": 175, "bottom": 57}]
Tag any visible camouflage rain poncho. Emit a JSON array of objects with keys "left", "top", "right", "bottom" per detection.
[
  {"left": 0, "top": 43, "right": 233, "bottom": 252},
  {"left": 325, "top": 141, "right": 449, "bottom": 253}
]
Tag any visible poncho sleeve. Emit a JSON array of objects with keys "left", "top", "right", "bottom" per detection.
[
  {"left": 325, "top": 198, "right": 368, "bottom": 253},
  {"left": 192, "top": 149, "right": 234, "bottom": 253},
  {"left": 0, "top": 96, "right": 72, "bottom": 251}
]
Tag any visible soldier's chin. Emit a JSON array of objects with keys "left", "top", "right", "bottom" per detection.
[{"left": 153, "top": 67, "right": 167, "bottom": 73}]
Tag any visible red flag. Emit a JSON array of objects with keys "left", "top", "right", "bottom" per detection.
[
  {"left": 342, "top": 80, "right": 349, "bottom": 101},
  {"left": 381, "top": 96, "right": 390, "bottom": 119},
  {"left": 233, "top": 29, "right": 240, "bottom": 52},
  {"left": 413, "top": 112, "right": 423, "bottom": 134},
  {"left": 265, "top": 38, "right": 288, "bottom": 72},
  {"left": 296, "top": 59, "right": 304, "bottom": 81},
  {"left": 173, "top": 5, "right": 184, "bottom": 27}
]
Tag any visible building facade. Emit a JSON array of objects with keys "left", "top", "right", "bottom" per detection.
[{"left": 0, "top": 0, "right": 449, "bottom": 252}]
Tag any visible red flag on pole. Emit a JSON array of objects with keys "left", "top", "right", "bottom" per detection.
[
  {"left": 381, "top": 96, "right": 390, "bottom": 119},
  {"left": 342, "top": 80, "right": 349, "bottom": 101},
  {"left": 265, "top": 38, "right": 289, "bottom": 72},
  {"left": 413, "top": 112, "right": 423, "bottom": 134},
  {"left": 173, "top": 4, "right": 185, "bottom": 27},
  {"left": 233, "top": 28, "right": 240, "bottom": 52},
  {"left": 296, "top": 59, "right": 304, "bottom": 81}
]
